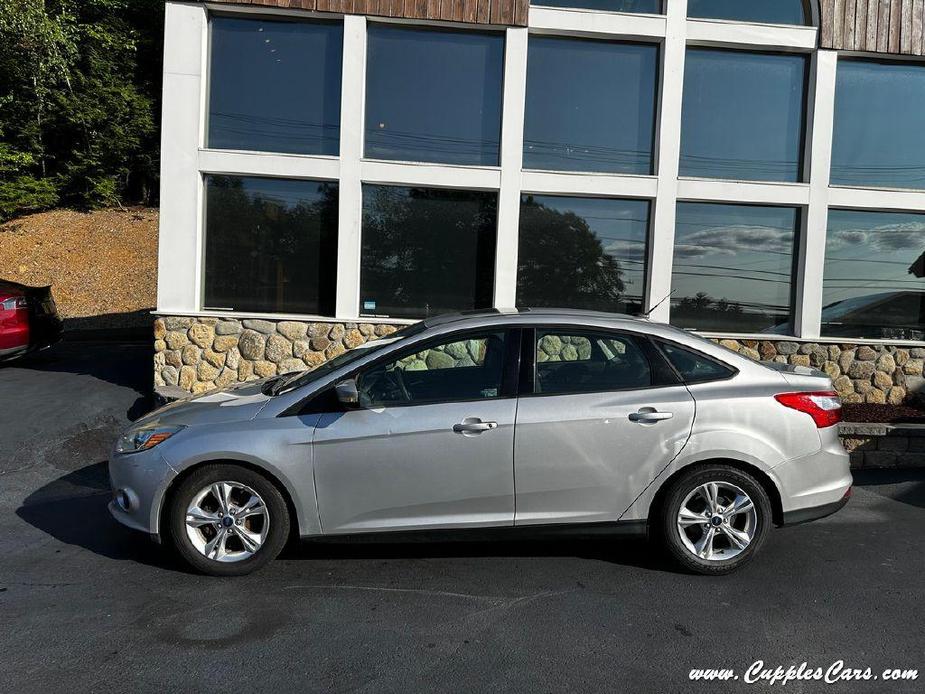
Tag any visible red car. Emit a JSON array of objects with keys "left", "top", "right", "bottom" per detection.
[{"left": 0, "top": 280, "right": 63, "bottom": 361}]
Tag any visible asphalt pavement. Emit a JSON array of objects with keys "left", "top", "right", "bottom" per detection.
[{"left": 1, "top": 341, "right": 923, "bottom": 693}]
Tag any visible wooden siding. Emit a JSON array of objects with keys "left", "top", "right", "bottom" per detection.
[
  {"left": 203, "top": 0, "right": 526, "bottom": 26},
  {"left": 820, "top": 0, "right": 925, "bottom": 54}
]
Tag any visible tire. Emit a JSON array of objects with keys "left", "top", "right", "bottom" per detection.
[
  {"left": 658, "top": 464, "right": 772, "bottom": 576},
  {"left": 167, "top": 464, "right": 290, "bottom": 577}
]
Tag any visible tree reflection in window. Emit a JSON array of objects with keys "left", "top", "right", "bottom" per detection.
[
  {"left": 671, "top": 203, "right": 798, "bottom": 334},
  {"left": 360, "top": 185, "right": 497, "bottom": 319},
  {"left": 822, "top": 210, "right": 925, "bottom": 340},
  {"left": 517, "top": 195, "right": 649, "bottom": 314},
  {"left": 203, "top": 175, "right": 339, "bottom": 315}
]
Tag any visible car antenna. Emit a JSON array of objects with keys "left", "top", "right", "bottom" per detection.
[{"left": 638, "top": 290, "right": 675, "bottom": 319}]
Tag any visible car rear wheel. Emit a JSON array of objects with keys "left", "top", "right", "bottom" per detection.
[
  {"left": 658, "top": 465, "right": 771, "bottom": 575},
  {"left": 167, "top": 464, "right": 289, "bottom": 576}
]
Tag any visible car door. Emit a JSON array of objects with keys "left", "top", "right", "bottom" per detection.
[
  {"left": 513, "top": 327, "right": 695, "bottom": 525},
  {"left": 312, "top": 328, "right": 519, "bottom": 534}
]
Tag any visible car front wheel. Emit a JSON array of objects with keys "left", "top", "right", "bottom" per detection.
[
  {"left": 167, "top": 464, "right": 290, "bottom": 576},
  {"left": 659, "top": 465, "right": 772, "bottom": 575}
]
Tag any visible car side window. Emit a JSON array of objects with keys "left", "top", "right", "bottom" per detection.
[
  {"left": 657, "top": 341, "right": 735, "bottom": 384},
  {"left": 357, "top": 331, "right": 508, "bottom": 406},
  {"left": 535, "top": 330, "right": 652, "bottom": 395}
]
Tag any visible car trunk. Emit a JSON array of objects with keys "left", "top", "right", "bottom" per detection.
[{"left": 760, "top": 360, "right": 836, "bottom": 392}]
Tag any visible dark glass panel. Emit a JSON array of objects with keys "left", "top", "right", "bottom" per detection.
[
  {"left": 365, "top": 25, "right": 504, "bottom": 166},
  {"left": 680, "top": 49, "right": 807, "bottom": 182},
  {"left": 204, "top": 175, "right": 338, "bottom": 315},
  {"left": 822, "top": 210, "right": 925, "bottom": 340},
  {"left": 358, "top": 332, "right": 508, "bottom": 406},
  {"left": 208, "top": 16, "right": 342, "bottom": 155},
  {"left": 360, "top": 186, "right": 497, "bottom": 319},
  {"left": 524, "top": 36, "right": 658, "bottom": 174},
  {"left": 517, "top": 195, "right": 649, "bottom": 314},
  {"left": 534, "top": 330, "right": 652, "bottom": 394},
  {"left": 671, "top": 203, "right": 798, "bottom": 334},
  {"left": 688, "top": 0, "right": 810, "bottom": 25},
  {"left": 832, "top": 61, "right": 925, "bottom": 190},
  {"left": 657, "top": 341, "right": 735, "bottom": 383},
  {"left": 533, "top": 1, "right": 662, "bottom": 12}
]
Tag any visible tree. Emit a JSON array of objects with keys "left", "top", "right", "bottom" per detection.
[
  {"left": 517, "top": 196, "right": 629, "bottom": 312},
  {"left": 0, "top": 0, "right": 163, "bottom": 220}
]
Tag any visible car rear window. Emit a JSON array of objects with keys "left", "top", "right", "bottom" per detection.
[{"left": 657, "top": 341, "right": 735, "bottom": 384}]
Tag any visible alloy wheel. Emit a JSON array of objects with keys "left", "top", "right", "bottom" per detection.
[
  {"left": 184, "top": 481, "right": 269, "bottom": 563},
  {"left": 676, "top": 481, "right": 758, "bottom": 562}
]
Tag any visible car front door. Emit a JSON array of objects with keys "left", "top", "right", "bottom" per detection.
[
  {"left": 513, "top": 327, "right": 695, "bottom": 525},
  {"left": 312, "top": 328, "right": 519, "bottom": 534}
]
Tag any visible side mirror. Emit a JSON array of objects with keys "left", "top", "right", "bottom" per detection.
[{"left": 335, "top": 378, "right": 359, "bottom": 406}]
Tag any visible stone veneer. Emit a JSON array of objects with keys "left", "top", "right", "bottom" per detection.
[
  {"left": 712, "top": 339, "right": 924, "bottom": 405},
  {"left": 155, "top": 317, "right": 925, "bottom": 404},
  {"left": 154, "top": 316, "right": 399, "bottom": 394}
]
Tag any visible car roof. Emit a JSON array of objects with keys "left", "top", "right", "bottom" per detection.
[{"left": 421, "top": 307, "right": 649, "bottom": 329}]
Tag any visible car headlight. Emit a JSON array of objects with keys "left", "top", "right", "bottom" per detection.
[{"left": 116, "top": 423, "right": 185, "bottom": 454}]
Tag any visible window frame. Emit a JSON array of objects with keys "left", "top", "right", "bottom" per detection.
[
  {"left": 334, "top": 327, "right": 523, "bottom": 410},
  {"left": 652, "top": 336, "right": 739, "bottom": 384},
  {"left": 518, "top": 325, "right": 681, "bottom": 397},
  {"left": 160, "top": 1, "right": 925, "bottom": 347}
]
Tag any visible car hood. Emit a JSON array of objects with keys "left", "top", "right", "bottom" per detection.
[{"left": 137, "top": 379, "right": 273, "bottom": 428}]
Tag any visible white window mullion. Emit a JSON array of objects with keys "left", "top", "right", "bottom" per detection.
[
  {"left": 493, "top": 26, "right": 529, "bottom": 309},
  {"left": 334, "top": 15, "right": 367, "bottom": 319},
  {"left": 795, "top": 49, "right": 838, "bottom": 339},
  {"left": 646, "top": 0, "right": 688, "bottom": 323},
  {"left": 159, "top": 2, "right": 207, "bottom": 314}
]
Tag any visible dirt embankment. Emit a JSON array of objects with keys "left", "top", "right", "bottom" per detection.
[{"left": 0, "top": 208, "right": 158, "bottom": 330}]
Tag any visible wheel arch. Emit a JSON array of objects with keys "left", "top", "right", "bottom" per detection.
[
  {"left": 647, "top": 458, "right": 785, "bottom": 531},
  {"left": 159, "top": 458, "right": 302, "bottom": 543}
]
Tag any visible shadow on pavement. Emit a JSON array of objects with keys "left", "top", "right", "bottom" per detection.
[
  {"left": 852, "top": 468, "right": 925, "bottom": 510},
  {"left": 11, "top": 340, "right": 151, "bottom": 395},
  {"left": 16, "top": 461, "right": 178, "bottom": 571},
  {"left": 17, "top": 461, "right": 672, "bottom": 574}
]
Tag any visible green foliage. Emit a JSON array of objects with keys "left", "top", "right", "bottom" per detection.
[{"left": 0, "top": 0, "right": 163, "bottom": 220}]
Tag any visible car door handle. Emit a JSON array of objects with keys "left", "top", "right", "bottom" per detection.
[
  {"left": 453, "top": 418, "right": 498, "bottom": 435},
  {"left": 629, "top": 409, "right": 674, "bottom": 423}
]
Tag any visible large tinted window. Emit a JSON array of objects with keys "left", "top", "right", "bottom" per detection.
[
  {"left": 534, "top": 330, "right": 652, "bottom": 394},
  {"left": 688, "top": 0, "right": 810, "bottom": 25},
  {"left": 208, "top": 17, "right": 342, "bottom": 155},
  {"left": 524, "top": 37, "right": 658, "bottom": 174},
  {"left": 358, "top": 332, "right": 508, "bottom": 406},
  {"left": 360, "top": 186, "right": 497, "bottom": 319},
  {"left": 821, "top": 210, "right": 925, "bottom": 341},
  {"left": 517, "top": 195, "right": 649, "bottom": 314},
  {"left": 680, "top": 49, "right": 807, "bottom": 182},
  {"left": 204, "top": 176, "right": 338, "bottom": 315},
  {"left": 365, "top": 25, "right": 504, "bottom": 166},
  {"left": 534, "top": 1, "right": 662, "bottom": 12},
  {"left": 671, "top": 203, "right": 798, "bottom": 334},
  {"left": 832, "top": 61, "right": 925, "bottom": 190}
]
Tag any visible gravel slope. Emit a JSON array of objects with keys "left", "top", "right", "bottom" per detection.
[{"left": 0, "top": 207, "right": 158, "bottom": 327}]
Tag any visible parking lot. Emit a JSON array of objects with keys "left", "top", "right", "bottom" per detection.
[{"left": 1, "top": 341, "right": 923, "bottom": 693}]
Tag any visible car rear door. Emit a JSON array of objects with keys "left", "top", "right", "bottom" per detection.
[
  {"left": 513, "top": 327, "right": 695, "bottom": 525},
  {"left": 312, "top": 328, "right": 520, "bottom": 534}
]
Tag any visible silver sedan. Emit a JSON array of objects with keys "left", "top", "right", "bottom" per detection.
[{"left": 109, "top": 309, "right": 852, "bottom": 576}]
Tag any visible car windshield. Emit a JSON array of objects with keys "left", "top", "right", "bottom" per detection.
[{"left": 271, "top": 322, "right": 426, "bottom": 395}]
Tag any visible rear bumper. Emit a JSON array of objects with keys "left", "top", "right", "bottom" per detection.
[{"left": 781, "top": 489, "right": 850, "bottom": 526}]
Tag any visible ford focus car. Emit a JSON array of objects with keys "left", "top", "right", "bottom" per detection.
[{"left": 109, "top": 309, "right": 851, "bottom": 576}]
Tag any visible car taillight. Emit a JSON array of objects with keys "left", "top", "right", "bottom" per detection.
[
  {"left": 774, "top": 391, "right": 842, "bottom": 428},
  {"left": 0, "top": 296, "right": 27, "bottom": 311}
]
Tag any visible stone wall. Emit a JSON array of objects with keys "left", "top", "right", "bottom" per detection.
[
  {"left": 839, "top": 423, "right": 925, "bottom": 469},
  {"left": 713, "top": 339, "right": 924, "bottom": 405},
  {"left": 154, "top": 316, "right": 398, "bottom": 394},
  {"left": 154, "top": 317, "right": 925, "bottom": 404}
]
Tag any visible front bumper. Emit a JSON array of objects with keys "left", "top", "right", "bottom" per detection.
[{"left": 108, "top": 448, "right": 178, "bottom": 541}]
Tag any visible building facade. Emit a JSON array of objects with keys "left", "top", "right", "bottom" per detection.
[{"left": 156, "top": 0, "right": 925, "bottom": 403}]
